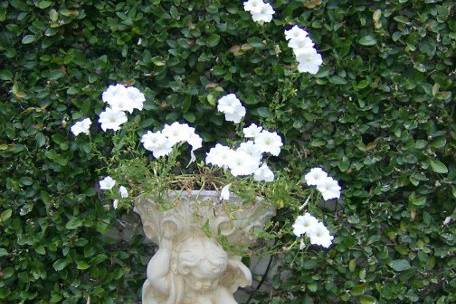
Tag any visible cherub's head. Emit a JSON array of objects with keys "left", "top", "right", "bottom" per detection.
[{"left": 175, "top": 237, "right": 228, "bottom": 290}]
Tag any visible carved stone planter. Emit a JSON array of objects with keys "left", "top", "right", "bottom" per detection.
[{"left": 134, "top": 190, "right": 275, "bottom": 304}]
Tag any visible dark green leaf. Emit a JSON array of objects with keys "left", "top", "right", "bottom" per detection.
[
  {"left": 358, "top": 35, "right": 377, "bottom": 46},
  {"left": 430, "top": 159, "right": 448, "bottom": 174},
  {"left": 65, "top": 217, "right": 83, "bottom": 230},
  {"left": 389, "top": 259, "right": 411, "bottom": 272},
  {"left": 36, "top": 1, "right": 52, "bottom": 9},
  {"left": 359, "top": 295, "right": 378, "bottom": 304},
  {"left": 0, "top": 209, "right": 12, "bottom": 222},
  {"left": 0, "top": 70, "right": 13, "bottom": 81},
  {"left": 52, "top": 259, "right": 69, "bottom": 271},
  {"left": 206, "top": 34, "right": 220, "bottom": 47},
  {"left": 21, "top": 35, "right": 36, "bottom": 44}
]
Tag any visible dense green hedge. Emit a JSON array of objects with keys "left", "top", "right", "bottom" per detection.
[{"left": 1, "top": 0, "right": 455, "bottom": 303}]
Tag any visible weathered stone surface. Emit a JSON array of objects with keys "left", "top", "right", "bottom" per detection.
[{"left": 134, "top": 190, "right": 275, "bottom": 304}]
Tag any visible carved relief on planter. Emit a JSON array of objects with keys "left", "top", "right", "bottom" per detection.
[{"left": 134, "top": 190, "right": 275, "bottom": 304}]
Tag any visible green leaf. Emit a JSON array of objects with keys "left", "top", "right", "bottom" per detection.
[
  {"left": 358, "top": 35, "right": 377, "bottom": 46},
  {"left": 393, "top": 16, "right": 411, "bottom": 24},
  {"left": 22, "top": 35, "right": 36, "bottom": 44},
  {"left": 430, "top": 159, "right": 448, "bottom": 174},
  {"left": 408, "top": 192, "right": 427, "bottom": 206},
  {"left": 183, "top": 112, "right": 196, "bottom": 123},
  {"left": 329, "top": 75, "right": 347, "bottom": 85},
  {"left": 410, "top": 195, "right": 426, "bottom": 206},
  {"left": 0, "top": 70, "right": 13, "bottom": 81},
  {"left": 76, "top": 260, "right": 90, "bottom": 270},
  {"left": 19, "top": 177, "right": 33, "bottom": 186},
  {"left": 307, "top": 282, "right": 318, "bottom": 292},
  {"left": 247, "top": 37, "right": 264, "bottom": 48},
  {"left": 310, "top": 139, "right": 325, "bottom": 147},
  {"left": 89, "top": 253, "right": 108, "bottom": 265},
  {"left": 207, "top": 94, "right": 216, "bottom": 106},
  {"left": 351, "top": 284, "right": 366, "bottom": 296},
  {"left": 65, "top": 217, "right": 83, "bottom": 230},
  {"left": 66, "top": 87, "right": 79, "bottom": 95},
  {"left": 151, "top": 56, "right": 166, "bottom": 66},
  {"left": 359, "top": 295, "right": 378, "bottom": 304},
  {"left": 48, "top": 69, "right": 65, "bottom": 80},
  {"left": 35, "top": 132, "right": 46, "bottom": 147},
  {"left": 0, "top": 248, "right": 8, "bottom": 257},
  {"left": 0, "top": 209, "right": 12, "bottom": 222},
  {"left": 60, "top": 9, "right": 79, "bottom": 17},
  {"left": 49, "top": 9, "right": 58, "bottom": 22},
  {"left": 419, "top": 39, "right": 436, "bottom": 57},
  {"left": 35, "top": 246, "right": 46, "bottom": 255},
  {"left": 36, "top": 1, "right": 52, "bottom": 9},
  {"left": 0, "top": 7, "right": 6, "bottom": 22},
  {"left": 52, "top": 258, "right": 69, "bottom": 271},
  {"left": 206, "top": 34, "right": 220, "bottom": 47},
  {"left": 253, "top": 107, "right": 270, "bottom": 118},
  {"left": 349, "top": 259, "right": 356, "bottom": 272},
  {"left": 389, "top": 259, "right": 411, "bottom": 272}
]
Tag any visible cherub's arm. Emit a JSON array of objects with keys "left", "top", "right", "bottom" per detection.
[
  {"left": 145, "top": 218, "right": 181, "bottom": 301},
  {"left": 146, "top": 238, "right": 173, "bottom": 295},
  {"left": 221, "top": 257, "right": 252, "bottom": 293}
]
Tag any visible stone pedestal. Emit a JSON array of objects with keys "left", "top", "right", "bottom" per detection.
[{"left": 134, "top": 190, "right": 275, "bottom": 304}]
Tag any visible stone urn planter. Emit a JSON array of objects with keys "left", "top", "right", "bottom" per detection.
[{"left": 134, "top": 190, "right": 275, "bottom": 304}]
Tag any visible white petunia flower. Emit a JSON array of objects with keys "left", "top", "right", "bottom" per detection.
[
  {"left": 217, "top": 94, "right": 246, "bottom": 123},
  {"left": 102, "top": 84, "right": 145, "bottom": 113},
  {"left": 296, "top": 48, "right": 323, "bottom": 75},
  {"left": 206, "top": 144, "right": 235, "bottom": 168},
  {"left": 119, "top": 186, "right": 128, "bottom": 198},
  {"left": 254, "top": 163, "right": 274, "bottom": 182},
  {"left": 98, "top": 107, "right": 128, "bottom": 132},
  {"left": 292, "top": 213, "right": 319, "bottom": 237},
  {"left": 285, "top": 25, "right": 323, "bottom": 75},
  {"left": 112, "top": 199, "right": 119, "bottom": 209},
  {"left": 188, "top": 133, "right": 203, "bottom": 151},
  {"left": 225, "top": 107, "right": 246, "bottom": 123},
  {"left": 162, "top": 122, "right": 194, "bottom": 145},
  {"left": 71, "top": 118, "right": 92, "bottom": 136},
  {"left": 304, "top": 167, "right": 328, "bottom": 186},
  {"left": 284, "top": 25, "right": 309, "bottom": 41},
  {"left": 243, "top": 123, "right": 263, "bottom": 139},
  {"left": 288, "top": 36, "right": 315, "bottom": 53},
  {"left": 151, "top": 145, "right": 173, "bottom": 158},
  {"left": 228, "top": 150, "right": 260, "bottom": 176},
  {"left": 238, "top": 141, "right": 263, "bottom": 162},
  {"left": 217, "top": 93, "right": 242, "bottom": 113},
  {"left": 141, "top": 131, "right": 174, "bottom": 158},
  {"left": 243, "top": 0, "right": 265, "bottom": 13},
  {"left": 254, "top": 130, "right": 283, "bottom": 156},
  {"left": 224, "top": 106, "right": 246, "bottom": 123},
  {"left": 220, "top": 184, "right": 231, "bottom": 201},
  {"left": 251, "top": 3, "right": 275, "bottom": 23},
  {"left": 125, "top": 86, "right": 146, "bottom": 111},
  {"left": 443, "top": 216, "right": 452, "bottom": 225},
  {"left": 187, "top": 132, "right": 203, "bottom": 166},
  {"left": 99, "top": 176, "right": 116, "bottom": 190},
  {"left": 307, "top": 221, "right": 334, "bottom": 248},
  {"left": 102, "top": 84, "right": 124, "bottom": 104},
  {"left": 316, "top": 177, "right": 341, "bottom": 201}
]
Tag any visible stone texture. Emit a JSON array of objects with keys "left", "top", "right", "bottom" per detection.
[{"left": 134, "top": 190, "right": 275, "bottom": 304}]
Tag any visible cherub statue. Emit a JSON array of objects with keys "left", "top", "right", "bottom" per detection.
[
  {"left": 142, "top": 219, "right": 251, "bottom": 304},
  {"left": 134, "top": 192, "right": 274, "bottom": 304}
]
